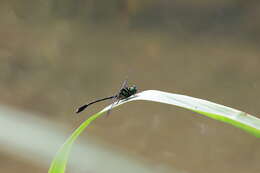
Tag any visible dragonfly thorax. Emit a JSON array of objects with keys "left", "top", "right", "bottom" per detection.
[{"left": 118, "top": 85, "right": 137, "bottom": 99}]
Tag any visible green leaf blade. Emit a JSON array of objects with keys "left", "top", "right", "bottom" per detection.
[
  {"left": 131, "top": 90, "right": 260, "bottom": 137},
  {"left": 48, "top": 90, "right": 260, "bottom": 173},
  {"left": 48, "top": 111, "right": 104, "bottom": 173}
]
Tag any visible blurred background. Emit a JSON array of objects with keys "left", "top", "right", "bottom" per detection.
[{"left": 0, "top": 0, "right": 260, "bottom": 173}]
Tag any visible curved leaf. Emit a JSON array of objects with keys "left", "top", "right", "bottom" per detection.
[{"left": 49, "top": 90, "right": 260, "bottom": 173}]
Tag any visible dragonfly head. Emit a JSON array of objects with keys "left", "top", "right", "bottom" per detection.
[{"left": 129, "top": 85, "right": 137, "bottom": 95}]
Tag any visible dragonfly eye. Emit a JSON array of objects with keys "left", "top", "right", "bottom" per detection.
[{"left": 129, "top": 85, "right": 137, "bottom": 94}]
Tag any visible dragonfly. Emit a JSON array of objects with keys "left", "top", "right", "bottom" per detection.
[{"left": 76, "top": 80, "right": 137, "bottom": 114}]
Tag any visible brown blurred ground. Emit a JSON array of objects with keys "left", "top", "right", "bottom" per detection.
[{"left": 0, "top": 1, "right": 260, "bottom": 173}]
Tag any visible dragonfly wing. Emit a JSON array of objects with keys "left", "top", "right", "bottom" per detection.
[
  {"left": 105, "top": 96, "right": 118, "bottom": 117},
  {"left": 120, "top": 79, "right": 128, "bottom": 90},
  {"left": 106, "top": 80, "right": 128, "bottom": 117}
]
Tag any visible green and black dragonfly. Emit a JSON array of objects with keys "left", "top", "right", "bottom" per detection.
[{"left": 76, "top": 80, "right": 137, "bottom": 114}]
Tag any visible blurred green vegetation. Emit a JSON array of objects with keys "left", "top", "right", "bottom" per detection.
[{"left": 1, "top": 0, "right": 260, "bottom": 33}]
